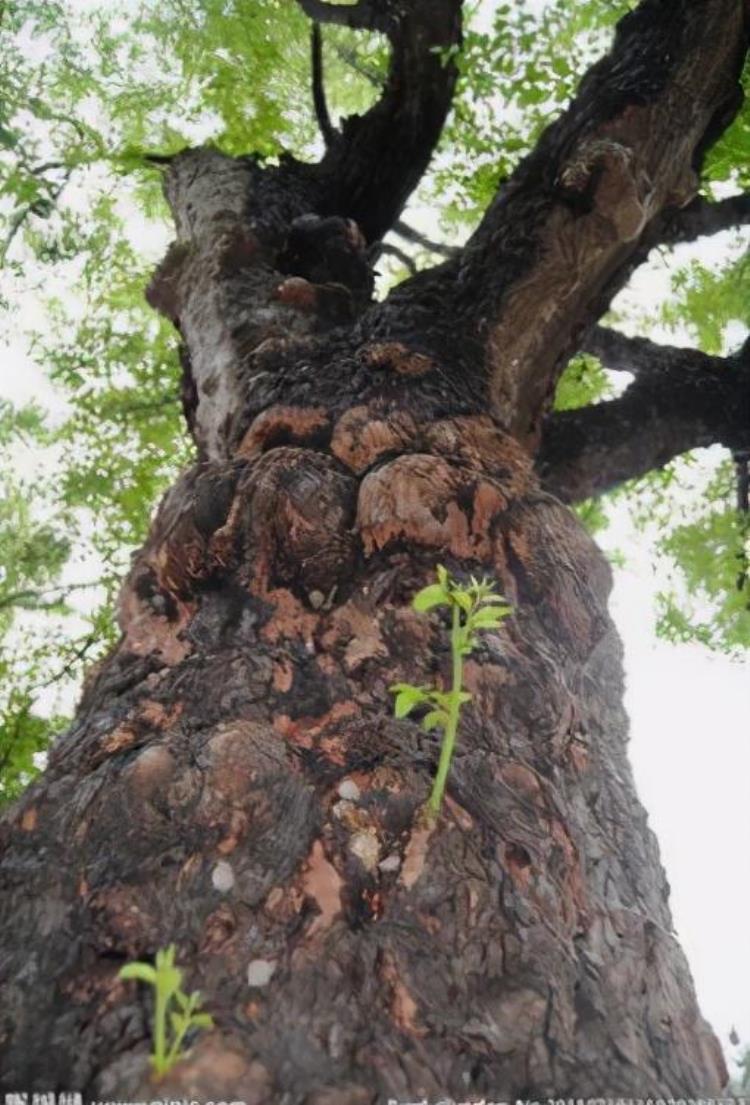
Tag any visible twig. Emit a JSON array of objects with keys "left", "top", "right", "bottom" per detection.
[
  {"left": 377, "top": 241, "right": 417, "bottom": 274},
  {"left": 0, "top": 579, "right": 103, "bottom": 613},
  {"left": 393, "top": 218, "right": 458, "bottom": 258},
  {"left": 311, "top": 23, "right": 338, "bottom": 148}
]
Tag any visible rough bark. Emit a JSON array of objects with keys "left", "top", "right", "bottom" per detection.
[
  {"left": 0, "top": 0, "right": 747, "bottom": 1100},
  {"left": 654, "top": 191, "right": 750, "bottom": 245},
  {"left": 367, "top": 0, "right": 747, "bottom": 448}
]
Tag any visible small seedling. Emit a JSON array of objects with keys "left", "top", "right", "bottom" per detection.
[
  {"left": 119, "top": 944, "right": 213, "bottom": 1077},
  {"left": 391, "top": 565, "right": 511, "bottom": 817}
]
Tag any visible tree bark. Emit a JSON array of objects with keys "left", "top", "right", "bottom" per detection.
[{"left": 1, "top": 0, "right": 747, "bottom": 1099}]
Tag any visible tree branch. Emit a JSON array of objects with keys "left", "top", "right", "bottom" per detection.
[
  {"left": 657, "top": 191, "right": 750, "bottom": 246},
  {"left": 0, "top": 164, "right": 73, "bottom": 265},
  {"left": 0, "top": 579, "right": 103, "bottom": 613},
  {"left": 376, "top": 241, "right": 417, "bottom": 274},
  {"left": 299, "top": 0, "right": 462, "bottom": 243},
  {"left": 537, "top": 334, "right": 750, "bottom": 503},
  {"left": 580, "top": 325, "right": 682, "bottom": 376},
  {"left": 296, "top": 0, "right": 391, "bottom": 33},
  {"left": 310, "top": 23, "right": 338, "bottom": 148},
  {"left": 393, "top": 218, "right": 458, "bottom": 258},
  {"left": 388, "top": 0, "right": 748, "bottom": 446}
]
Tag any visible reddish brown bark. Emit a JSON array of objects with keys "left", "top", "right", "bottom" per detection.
[{"left": 0, "top": 0, "right": 748, "bottom": 1099}]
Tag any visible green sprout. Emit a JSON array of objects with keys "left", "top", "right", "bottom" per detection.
[
  {"left": 391, "top": 565, "right": 512, "bottom": 818},
  {"left": 119, "top": 944, "right": 213, "bottom": 1078}
]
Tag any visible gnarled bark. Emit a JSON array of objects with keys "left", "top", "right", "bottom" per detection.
[{"left": 1, "top": 0, "right": 747, "bottom": 1099}]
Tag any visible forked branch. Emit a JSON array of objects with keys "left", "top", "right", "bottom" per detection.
[
  {"left": 384, "top": 0, "right": 748, "bottom": 446},
  {"left": 537, "top": 332, "right": 750, "bottom": 503},
  {"left": 656, "top": 191, "right": 750, "bottom": 246},
  {"left": 297, "top": 0, "right": 463, "bottom": 243}
]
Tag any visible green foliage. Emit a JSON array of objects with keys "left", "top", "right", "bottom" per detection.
[
  {"left": 553, "top": 352, "right": 612, "bottom": 412},
  {"left": 119, "top": 945, "right": 213, "bottom": 1078},
  {"left": 0, "top": 404, "right": 77, "bottom": 801},
  {"left": 429, "top": 0, "right": 631, "bottom": 231},
  {"left": 391, "top": 566, "right": 511, "bottom": 817},
  {"left": 704, "top": 61, "right": 750, "bottom": 190},
  {"left": 660, "top": 252, "right": 750, "bottom": 355},
  {"left": 654, "top": 462, "right": 750, "bottom": 652}
]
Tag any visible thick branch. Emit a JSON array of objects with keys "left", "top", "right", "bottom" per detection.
[
  {"left": 657, "top": 191, "right": 750, "bottom": 245},
  {"left": 580, "top": 325, "right": 680, "bottom": 375},
  {"left": 537, "top": 334, "right": 750, "bottom": 503},
  {"left": 389, "top": 0, "right": 749, "bottom": 445},
  {"left": 301, "top": 0, "right": 462, "bottom": 242}
]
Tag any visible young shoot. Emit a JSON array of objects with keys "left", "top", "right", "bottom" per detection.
[
  {"left": 119, "top": 944, "right": 213, "bottom": 1078},
  {"left": 391, "top": 565, "right": 512, "bottom": 818}
]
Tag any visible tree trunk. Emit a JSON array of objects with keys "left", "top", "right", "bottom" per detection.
[{"left": 1, "top": 0, "right": 746, "bottom": 1097}]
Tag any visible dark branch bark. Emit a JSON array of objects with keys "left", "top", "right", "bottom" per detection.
[
  {"left": 580, "top": 325, "right": 678, "bottom": 375},
  {"left": 377, "top": 240, "right": 418, "bottom": 274},
  {"left": 310, "top": 23, "right": 338, "bottom": 148},
  {"left": 734, "top": 446, "right": 750, "bottom": 511},
  {"left": 296, "top": 0, "right": 390, "bottom": 33},
  {"left": 393, "top": 217, "right": 458, "bottom": 258},
  {"left": 301, "top": 0, "right": 462, "bottom": 242},
  {"left": 656, "top": 191, "right": 750, "bottom": 246},
  {"left": 537, "top": 333, "right": 750, "bottom": 502}
]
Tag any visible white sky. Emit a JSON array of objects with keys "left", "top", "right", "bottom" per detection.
[{"left": 1, "top": 0, "right": 749, "bottom": 1081}]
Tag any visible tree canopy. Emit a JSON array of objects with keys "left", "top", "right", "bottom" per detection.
[{"left": 0, "top": 0, "right": 748, "bottom": 803}]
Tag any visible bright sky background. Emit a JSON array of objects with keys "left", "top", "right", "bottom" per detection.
[{"left": 1, "top": 0, "right": 749, "bottom": 1083}]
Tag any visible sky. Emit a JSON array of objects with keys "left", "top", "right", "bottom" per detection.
[{"left": 1, "top": 0, "right": 749, "bottom": 1083}]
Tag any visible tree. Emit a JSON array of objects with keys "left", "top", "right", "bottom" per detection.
[{"left": 0, "top": 0, "right": 748, "bottom": 1098}]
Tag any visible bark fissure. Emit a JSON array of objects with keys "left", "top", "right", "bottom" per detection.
[{"left": 0, "top": 1, "right": 747, "bottom": 1099}]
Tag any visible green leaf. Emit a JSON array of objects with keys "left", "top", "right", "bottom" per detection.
[
  {"left": 421, "top": 709, "right": 448, "bottom": 732},
  {"left": 450, "top": 589, "right": 473, "bottom": 613},
  {"left": 119, "top": 962, "right": 157, "bottom": 984},
  {"left": 428, "top": 690, "right": 454, "bottom": 710},
  {"left": 412, "top": 583, "right": 449, "bottom": 612},
  {"left": 470, "top": 606, "right": 512, "bottom": 630},
  {"left": 155, "top": 945, "right": 175, "bottom": 969},
  {"left": 390, "top": 684, "right": 430, "bottom": 719}
]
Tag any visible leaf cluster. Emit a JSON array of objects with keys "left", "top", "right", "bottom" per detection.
[
  {"left": 119, "top": 944, "right": 213, "bottom": 1077},
  {"left": 391, "top": 566, "right": 511, "bottom": 815}
]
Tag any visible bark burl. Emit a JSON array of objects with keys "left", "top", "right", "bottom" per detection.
[{"left": 1, "top": 0, "right": 748, "bottom": 1100}]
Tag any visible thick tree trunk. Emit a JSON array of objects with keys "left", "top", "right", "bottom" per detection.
[
  {"left": 2, "top": 0, "right": 746, "bottom": 1095},
  {"left": 0, "top": 155, "right": 727, "bottom": 1102}
]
